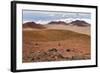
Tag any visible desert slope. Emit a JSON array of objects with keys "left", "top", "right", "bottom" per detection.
[
  {"left": 23, "top": 29, "right": 90, "bottom": 62},
  {"left": 45, "top": 24, "right": 90, "bottom": 35},
  {"left": 22, "top": 20, "right": 91, "bottom": 62},
  {"left": 23, "top": 29, "right": 90, "bottom": 41}
]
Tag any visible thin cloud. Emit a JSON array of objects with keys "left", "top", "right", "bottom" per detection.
[{"left": 23, "top": 10, "right": 91, "bottom": 24}]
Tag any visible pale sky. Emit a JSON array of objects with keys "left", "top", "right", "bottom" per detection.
[{"left": 23, "top": 10, "right": 91, "bottom": 24}]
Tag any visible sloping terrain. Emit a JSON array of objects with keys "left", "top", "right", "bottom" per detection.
[
  {"left": 23, "top": 29, "right": 90, "bottom": 62},
  {"left": 23, "top": 29, "right": 90, "bottom": 41},
  {"left": 45, "top": 25, "right": 90, "bottom": 35},
  {"left": 22, "top": 20, "right": 91, "bottom": 63}
]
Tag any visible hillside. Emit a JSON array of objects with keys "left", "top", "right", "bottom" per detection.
[
  {"left": 23, "top": 29, "right": 90, "bottom": 62},
  {"left": 23, "top": 29, "right": 90, "bottom": 42},
  {"left": 22, "top": 20, "right": 91, "bottom": 62},
  {"left": 45, "top": 25, "right": 90, "bottom": 35}
]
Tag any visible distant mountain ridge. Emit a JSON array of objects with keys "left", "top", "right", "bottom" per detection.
[
  {"left": 47, "top": 20, "right": 90, "bottom": 27},
  {"left": 70, "top": 20, "right": 90, "bottom": 27},
  {"left": 48, "top": 21, "right": 68, "bottom": 25},
  {"left": 23, "top": 20, "right": 90, "bottom": 29},
  {"left": 23, "top": 22, "right": 45, "bottom": 29}
]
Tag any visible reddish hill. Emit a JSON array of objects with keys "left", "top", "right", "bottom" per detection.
[
  {"left": 70, "top": 20, "right": 90, "bottom": 27},
  {"left": 48, "top": 21, "right": 68, "bottom": 25},
  {"left": 23, "top": 22, "right": 45, "bottom": 29}
]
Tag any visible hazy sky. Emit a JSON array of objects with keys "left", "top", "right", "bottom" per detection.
[{"left": 23, "top": 10, "right": 91, "bottom": 24}]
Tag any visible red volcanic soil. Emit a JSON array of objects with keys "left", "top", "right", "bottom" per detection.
[{"left": 22, "top": 29, "right": 91, "bottom": 63}]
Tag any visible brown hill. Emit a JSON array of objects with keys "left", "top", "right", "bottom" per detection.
[
  {"left": 70, "top": 20, "right": 90, "bottom": 27},
  {"left": 23, "top": 22, "right": 45, "bottom": 29},
  {"left": 48, "top": 21, "right": 68, "bottom": 25},
  {"left": 23, "top": 29, "right": 90, "bottom": 62},
  {"left": 23, "top": 29, "right": 90, "bottom": 41}
]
